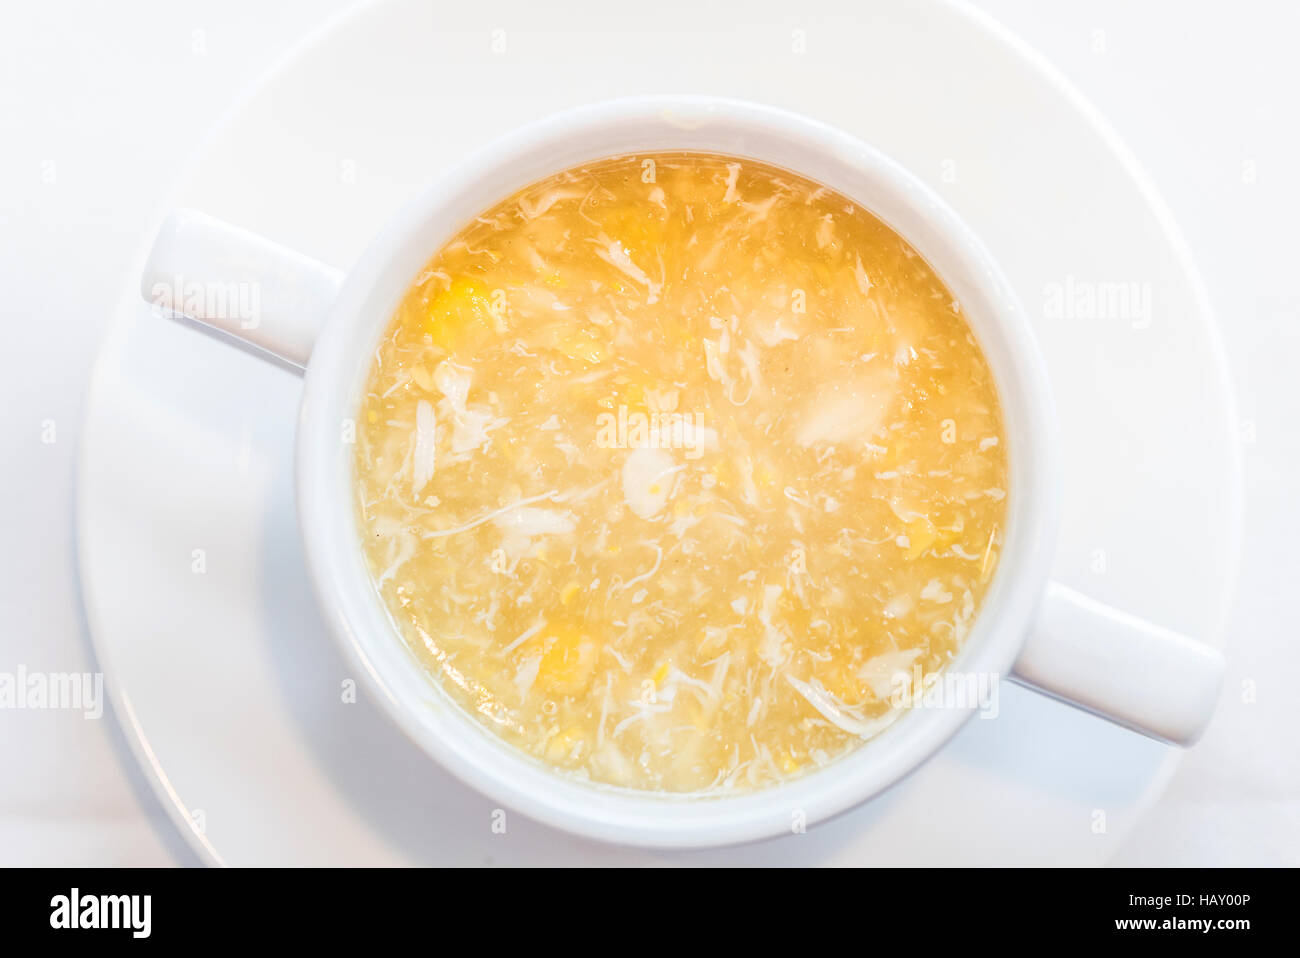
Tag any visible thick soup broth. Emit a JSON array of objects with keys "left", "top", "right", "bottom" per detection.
[{"left": 355, "top": 153, "right": 1007, "bottom": 792}]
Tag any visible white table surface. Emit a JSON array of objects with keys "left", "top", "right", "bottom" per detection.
[{"left": 0, "top": 0, "right": 1295, "bottom": 867}]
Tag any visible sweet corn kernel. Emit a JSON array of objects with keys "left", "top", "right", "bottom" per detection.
[
  {"left": 545, "top": 725, "right": 586, "bottom": 762},
  {"left": 427, "top": 277, "right": 495, "bottom": 353},
  {"left": 560, "top": 580, "right": 581, "bottom": 606},
  {"left": 537, "top": 624, "right": 599, "bottom": 696},
  {"left": 905, "top": 517, "right": 939, "bottom": 561}
]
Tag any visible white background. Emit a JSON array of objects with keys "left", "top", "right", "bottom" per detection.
[{"left": 0, "top": 0, "right": 1295, "bottom": 865}]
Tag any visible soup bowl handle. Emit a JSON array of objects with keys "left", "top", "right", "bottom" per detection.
[
  {"left": 1012, "top": 582, "right": 1226, "bottom": 745},
  {"left": 140, "top": 209, "right": 343, "bottom": 370}
]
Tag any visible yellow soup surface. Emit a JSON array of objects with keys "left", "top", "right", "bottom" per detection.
[{"left": 355, "top": 152, "right": 1008, "bottom": 792}]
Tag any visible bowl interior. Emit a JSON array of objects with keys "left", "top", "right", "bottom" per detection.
[{"left": 296, "top": 96, "right": 1060, "bottom": 847}]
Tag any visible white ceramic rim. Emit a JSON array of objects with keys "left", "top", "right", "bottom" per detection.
[{"left": 295, "top": 94, "right": 1061, "bottom": 848}]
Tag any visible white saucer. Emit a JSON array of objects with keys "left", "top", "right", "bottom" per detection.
[{"left": 77, "top": 0, "right": 1241, "bottom": 865}]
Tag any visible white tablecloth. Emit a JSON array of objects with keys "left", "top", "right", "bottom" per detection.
[{"left": 0, "top": 0, "right": 1295, "bottom": 865}]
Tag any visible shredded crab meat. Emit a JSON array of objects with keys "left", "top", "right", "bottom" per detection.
[
  {"left": 411, "top": 399, "right": 436, "bottom": 496},
  {"left": 354, "top": 152, "right": 1008, "bottom": 793},
  {"left": 857, "top": 648, "right": 924, "bottom": 700},
  {"left": 493, "top": 507, "right": 577, "bottom": 537},
  {"left": 420, "top": 490, "right": 560, "bottom": 540},
  {"left": 783, "top": 673, "right": 902, "bottom": 739},
  {"left": 594, "top": 238, "right": 661, "bottom": 304},
  {"left": 621, "top": 447, "right": 680, "bottom": 520}
]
